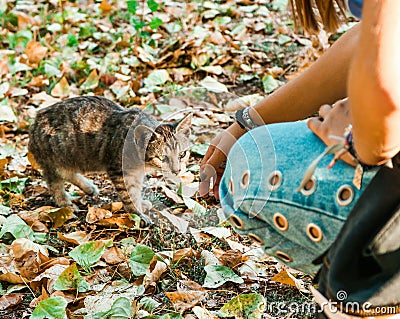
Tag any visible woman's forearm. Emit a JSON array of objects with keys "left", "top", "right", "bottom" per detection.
[
  {"left": 250, "top": 24, "right": 361, "bottom": 125},
  {"left": 349, "top": 1, "right": 400, "bottom": 165}
]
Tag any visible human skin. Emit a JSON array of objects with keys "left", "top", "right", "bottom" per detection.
[{"left": 200, "top": 24, "right": 361, "bottom": 199}]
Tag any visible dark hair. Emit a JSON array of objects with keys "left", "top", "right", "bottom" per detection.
[{"left": 289, "top": 0, "right": 348, "bottom": 33}]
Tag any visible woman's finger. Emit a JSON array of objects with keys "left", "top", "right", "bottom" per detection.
[
  {"left": 307, "top": 117, "right": 322, "bottom": 135},
  {"left": 318, "top": 104, "right": 333, "bottom": 119}
]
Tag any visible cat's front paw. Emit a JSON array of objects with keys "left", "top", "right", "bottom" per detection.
[{"left": 88, "top": 184, "right": 99, "bottom": 197}]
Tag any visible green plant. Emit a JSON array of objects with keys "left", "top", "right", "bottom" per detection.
[{"left": 127, "top": 0, "right": 163, "bottom": 45}]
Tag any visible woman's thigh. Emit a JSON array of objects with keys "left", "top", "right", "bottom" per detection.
[{"left": 219, "top": 120, "right": 377, "bottom": 274}]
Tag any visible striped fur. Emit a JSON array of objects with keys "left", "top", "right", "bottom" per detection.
[{"left": 29, "top": 96, "right": 191, "bottom": 222}]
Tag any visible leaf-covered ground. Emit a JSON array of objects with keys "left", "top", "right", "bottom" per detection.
[{"left": 0, "top": 0, "right": 349, "bottom": 318}]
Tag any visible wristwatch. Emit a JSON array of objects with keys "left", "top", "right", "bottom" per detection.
[{"left": 235, "top": 107, "right": 257, "bottom": 130}]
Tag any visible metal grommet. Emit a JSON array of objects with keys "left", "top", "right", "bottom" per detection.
[
  {"left": 275, "top": 250, "right": 293, "bottom": 263},
  {"left": 248, "top": 233, "right": 264, "bottom": 245},
  {"left": 240, "top": 170, "right": 250, "bottom": 189},
  {"left": 228, "top": 178, "right": 234, "bottom": 195},
  {"left": 336, "top": 184, "right": 355, "bottom": 206},
  {"left": 273, "top": 213, "right": 289, "bottom": 232},
  {"left": 267, "top": 170, "right": 282, "bottom": 191},
  {"left": 300, "top": 176, "right": 317, "bottom": 196},
  {"left": 230, "top": 214, "right": 245, "bottom": 230},
  {"left": 306, "top": 223, "right": 323, "bottom": 242}
]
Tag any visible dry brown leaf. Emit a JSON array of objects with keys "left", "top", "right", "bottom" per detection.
[
  {"left": 0, "top": 293, "right": 24, "bottom": 311},
  {"left": 217, "top": 250, "right": 243, "bottom": 269},
  {"left": 101, "top": 202, "right": 123, "bottom": 212},
  {"left": 162, "top": 186, "right": 183, "bottom": 204},
  {"left": 209, "top": 31, "right": 226, "bottom": 45},
  {"left": 86, "top": 206, "right": 112, "bottom": 223},
  {"left": 102, "top": 247, "right": 125, "bottom": 265},
  {"left": 51, "top": 77, "right": 70, "bottom": 97},
  {"left": 58, "top": 231, "right": 91, "bottom": 245},
  {"left": 177, "top": 280, "right": 205, "bottom": 292},
  {"left": 144, "top": 260, "right": 168, "bottom": 289},
  {"left": 172, "top": 248, "right": 198, "bottom": 263},
  {"left": 0, "top": 273, "right": 25, "bottom": 284},
  {"left": 96, "top": 214, "right": 136, "bottom": 228},
  {"left": 0, "top": 57, "right": 9, "bottom": 76},
  {"left": 165, "top": 290, "right": 207, "bottom": 313},
  {"left": 99, "top": 0, "right": 113, "bottom": 12},
  {"left": 18, "top": 210, "right": 48, "bottom": 233},
  {"left": 270, "top": 269, "right": 296, "bottom": 287},
  {"left": 11, "top": 238, "right": 49, "bottom": 280},
  {"left": 17, "top": 12, "right": 39, "bottom": 29},
  {"left": 30, "top": 264, "right": 69, "bottom": 293},
  {"left": 25, "top": 41, "right": 48, "bottom": 65}
]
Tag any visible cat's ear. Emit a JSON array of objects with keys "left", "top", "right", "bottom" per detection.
[
  {"left": 134, "top": 125, "right": 155, "bottom": 147},
  {"left": 174, "top": 114, "right": 192, "bottom": 137}
]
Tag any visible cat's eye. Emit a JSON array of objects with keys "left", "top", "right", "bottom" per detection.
[
  {"left": 158, "top": 155, "right": 168, "bottom": 162},
  {"left": 179, "top": 151, "right": 187, "bottom": 159}
]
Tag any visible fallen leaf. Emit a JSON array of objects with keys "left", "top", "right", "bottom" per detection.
[
  {"left": 102, "top": 246, "right": 125, "bottom": 265},
  {"left": 217, "top": 293, "right": 265, "bottom": 319},
  {"left": 144, "top": 260, "right": 168, "bottom": 289},
  {"left": 203, "top": 265, "right": 243, "bottom": 288},
  {"left": 30, "top": 296, "right": 67, "bottom": 319},
  {"left": 51, "top": 77, "right": 70, "bottom": 97},
  {"left": 165, "top": 285, "right": 207, "bottom": 313},
  {"left": 86, "top": 206, "right": 112, "bottom": 223},
  {"left": 129, "top": 245, "right": 155, "bottom": 276},
  {"left": 101, "top": 201, "right": 123, "bottom": 212},
  {"left": 69, "top": 240, "right": 113, "bottom": 271},
  {"left": 53, "top": 263, "right": 90, "bottom": 292},
  {"left": 11, "top": 238, "right": 49, "bottom": 280},
  {"left": 199, "top": 76, "right": 228, "bottom": 93},
  {"left": 25, "top": 41, "right": 47, "bottom": 65},
  {"left": 270, "top": 269, "right": 296, "bottom": 286},
  {"left": 45, "top": 207, "right": 74, "bottom": 228},
  {"left": 80, "top": 69, "right": 99, "bottom": 90},
  {"left": 99, "top": 0, "right": 113, "bottom": 12},
  {"left": 159, "top": 209, "right": 189, "bottom": 233},
  {"left": 30, "top": 264, "right": 69, "bottom": 293},
  {"left": 218, "top": 250, "right": 243, "bottom": 269},
  {"left": 0, "top": 293, "right": 24, "bottom": 311},
  {"left": 172, "top": 248, "right": 198, "bottom": 264},
  {"left": 58, "top": 231, "right": 91, "bottom": 245}
]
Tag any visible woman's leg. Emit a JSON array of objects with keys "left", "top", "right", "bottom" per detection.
[{"left": 219, "top": 121, "right": 377, "bottom": 274}]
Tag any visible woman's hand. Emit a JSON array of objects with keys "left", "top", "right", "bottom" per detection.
[
  {"left": 199, "top": 123, "right": 246, "bottom": 199},
  {"left": 307, "top": 98, "right": 357, "bottom": 166}
]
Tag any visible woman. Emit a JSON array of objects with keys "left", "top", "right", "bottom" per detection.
[{"left": 200, "top": 0, "right": 400, "bottom": 314}]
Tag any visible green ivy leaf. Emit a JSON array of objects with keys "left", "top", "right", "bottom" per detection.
[
  {"left": 127, "top": 0, "right": 138, "bottom": 14},
  {"left": 0, "top": 214, "right": 35, "bottom": 241},
  {"left": 30, "top": 296, "right": 68, "bottom": 319},
  {"left": 203, "top": 265, "right": 244, "bottom": 288},
  {"left": 0, "top": 177, "right": 29, "bottom": 194},
  {"left": 129, "top": 245, "right": 155, "bottom": 276},
  {"left": 149, "top": 17, "right": 163, "bottom": 30},
  {"left": 262, "top": 74, "right": 279, "bottom": 94},
  {"left": 69, "top": 240, "right": 112, "bottom": 272},
  {"left": 54, "top": 263, "right": 90, "bottom": 292},
  {"left": 142, "top": 313, "right": 183, "bottom": 319},
  {"left": 138, "top": 297, "right": 161, "bottom": 312},
  {"left": 217, "top": 293, "right": 266, "bottom": 319},
  {"left": 147, "top": 0, "right": 159, "bottom": 12},
  {"left": 85, "top": 297, "right": 132, "bottom": 319}
]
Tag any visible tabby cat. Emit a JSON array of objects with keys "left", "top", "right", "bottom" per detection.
[{"left": 29, "top": 96, "right": 192, "bottom": 224}]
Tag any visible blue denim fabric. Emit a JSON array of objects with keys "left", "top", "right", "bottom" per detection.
[
  {"left": 220, "top": 121, "right": 378, "bottom": 274},
  {"left": 347, "top": 0, "right": 363, "bottom": 19}
]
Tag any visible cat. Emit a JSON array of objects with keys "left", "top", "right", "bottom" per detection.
[{"left": 29, "top": 96, "right": 192, "bottom": 225}]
